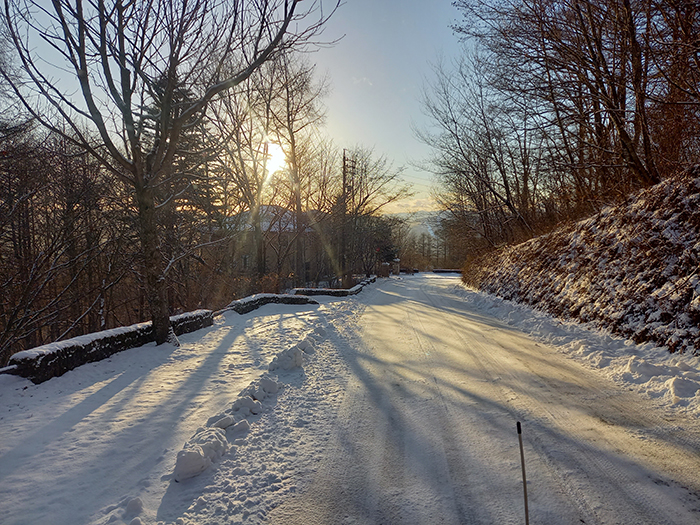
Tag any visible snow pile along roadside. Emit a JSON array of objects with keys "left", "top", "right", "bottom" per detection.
[
  {"left": 6, "top": 310, "right": 214, "bottom": 383},
  {"left": 464, "top": 165, "right": 700, "bottom": 356},
  {"left": 0, "top": 292, "right": 319, "bottom": 383},
  {"left": 172, "top": 326, "right": 326, "bottom": 482},
  {"left": 292, "top": 276, "right": 376, "bottom": 296},
  {"left": 455, "top": 283, "right": 700, "bottom": 415}
]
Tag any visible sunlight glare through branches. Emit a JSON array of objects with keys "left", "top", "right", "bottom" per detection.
[{"left": 265, "top": 142, "right": 287, "bottom": 176}]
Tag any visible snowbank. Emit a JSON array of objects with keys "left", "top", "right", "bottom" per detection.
[
  {"left": 174, "top": 428, "right": 229, "bottom": 482},
  {"left": 3, "top": 288, "right": 326, "bottom": 384},
  {"left": 456, "top": 284, "right": 700, "bottom": 415},
  {"left": 172, "top": 326, "right": 326, "bottom": 482},
  {"left": 292, "top": 276, "right": 376, "bottom": 296},
  {"left": 2, "top": 279, "right": 363, "bottom": 384},
  {"left": 6, "top": 310, "right": 214, "bottom": 383},
  {"left": 225, "top": 294, "right": 318, "bottom": 314}
]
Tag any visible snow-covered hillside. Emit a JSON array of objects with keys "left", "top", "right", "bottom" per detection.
[{"left": 464, "top": 165, "right": 700, "bottom": 356}]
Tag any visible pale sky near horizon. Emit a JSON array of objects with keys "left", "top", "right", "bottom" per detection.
[{"left": 311, "top": 0, "right": 463, "bottom": 213}]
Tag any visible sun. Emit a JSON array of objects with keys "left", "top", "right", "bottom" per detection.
[{"left": 265, "top": 142, "right": 287, "bottom": 174}]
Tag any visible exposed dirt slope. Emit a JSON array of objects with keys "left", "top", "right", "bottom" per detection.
[{"left": 464, "top": 165, "right": 700, "bottom": 355}]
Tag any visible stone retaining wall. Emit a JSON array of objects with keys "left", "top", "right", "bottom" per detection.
[
  {"left": 292, "top": 277, "right": 376, "bottom": 297},
  {"left": 3, "top": 277, "right": 377, "bottom": 384},
  {"left": 225, "top": 294, "right": 318, "bottom": 314},
  {"left": 7, "top": 310, "right": 214, "bottom": 384}
]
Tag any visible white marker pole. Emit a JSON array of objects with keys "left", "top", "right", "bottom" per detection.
[{"left": 517, "top": 421, "right": 530, "bottom": 525}]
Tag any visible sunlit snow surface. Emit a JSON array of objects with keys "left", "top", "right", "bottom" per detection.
[
  {"left": 455, "top": 283, "right": 700, "bottom": 415},
  {"left": 0, "top": 274, "right": 698, "bottom": 525}
]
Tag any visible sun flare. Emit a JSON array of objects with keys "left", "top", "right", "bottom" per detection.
[{"left": 265, "top": 142, "right": 287, "bottom": 174}]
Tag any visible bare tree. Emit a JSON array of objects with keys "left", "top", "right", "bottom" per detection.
[
  {"left": 296, "top": 137, "right": 340, "bottom": 285},
  {"left": 421, "top": 0, "right": 700, "bottom": 257},
  {"left": 2, "top": 0, "right": 338, "bottom": 345},
  {"left": 267, "top": 52, "right": 328, "bottom": 286},
  {"left": 0, "top": 124, "right": 133, "bottom": 365},
  {"left": 646, "top": 1, "right": 700, "bottom": 172},
  {"left": 209, "top": 64, "right": 280, "bottom": 289},
  {"left": 341, "top": 147, "right": 411, "bottom": 283},
  {"left": 419, "top": 53, "right": 541, "bottom": 247},
  {"left": 453, "top": 0, "right": 670, "bottom": 188},
  {"left": 208, "top": 51, "right": 329, "bottom": 290}
]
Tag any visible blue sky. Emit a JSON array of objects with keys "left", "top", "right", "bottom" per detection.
[{"left": 312, "top": 0, "right": 463, "bottom": 212}]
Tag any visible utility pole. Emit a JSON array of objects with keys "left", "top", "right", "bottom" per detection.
[
  {"left": 340, "top": 149, "right": 355, "bottom": 288},
  {"left": 341, "top": 149, "right": 348, "bottom": 288}
]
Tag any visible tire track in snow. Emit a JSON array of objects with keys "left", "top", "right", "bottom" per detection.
[
  {"left": 266, "top": 276, "right": 700, "bottom": 525},
  {"left": 404, "top": 284, "right": 519, "bottom": 524},
  {"left": 480, "top": 326, "right": 700, "bottom": 525}
]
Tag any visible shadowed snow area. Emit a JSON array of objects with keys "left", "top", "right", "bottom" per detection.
[{"left": 1, "top": 275, "right": 699, "bottom": 525}]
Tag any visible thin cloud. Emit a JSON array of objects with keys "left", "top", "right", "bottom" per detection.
[
  {"left": 352, "top": 76, "right": 373, "bottom": 87},
  {"left": 383, "top": 197, "right": 440, "bottom": 214}
]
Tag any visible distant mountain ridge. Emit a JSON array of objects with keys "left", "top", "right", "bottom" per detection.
[{"left": 384, "top": 210, "right": 445, "bottom": 238}]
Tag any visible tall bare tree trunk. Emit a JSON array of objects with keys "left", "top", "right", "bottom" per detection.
[
  {"left": 253, "top": 207, "right": 266, "bottom": 286},
  {"left": 290, "top": 143, "right": 305, "bottom": 288},
  {"left": 623, "top": 0, "right": 660, "bottom": 185},
  {"left": 134, "top": 183, "right": 174, "bottom": 345}
]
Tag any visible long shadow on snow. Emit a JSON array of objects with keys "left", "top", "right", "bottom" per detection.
[
  {"left": 0, "top": 341, "right": 182, "bottom": 484},
  {"left": 155, "top": 305, "right": 320, "bottom": 523},
  {"left": 277, "top": 277, "right": 700, "bottom": 524}
]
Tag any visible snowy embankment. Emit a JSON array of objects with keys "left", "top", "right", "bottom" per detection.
[
  {"left": 462, "top": 166, "right": 700, "bottom": 414},
  {"left": 465, "top": 165, "right": 700, "bottom": 356}
]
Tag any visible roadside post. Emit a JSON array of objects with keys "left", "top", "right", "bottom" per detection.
[{"left": 517, "top": 421, "right": 530, "bottom": 525}]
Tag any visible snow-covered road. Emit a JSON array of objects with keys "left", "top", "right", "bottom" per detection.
[
  {"left": 269, "top": 275, "right": 700, "bottom": 524},
  {"left": 1, "top": 274, "right": 699, "bottom": 525}
]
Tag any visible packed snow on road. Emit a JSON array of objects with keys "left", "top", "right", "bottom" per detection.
[{"left": 1, "top": 274, "right": 699, "bottom": 525}]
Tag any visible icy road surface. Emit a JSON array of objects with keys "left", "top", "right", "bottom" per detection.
[
  {"left": 269, "top": 276, "right": 700, "bottom": 524},
  {"left": 0, "top": 274, "right": 699, "bottom": 525}
]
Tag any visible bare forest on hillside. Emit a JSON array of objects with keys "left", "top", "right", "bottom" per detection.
[{"left": 421, "top": 0, "right": 700, "bottom": 255}]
